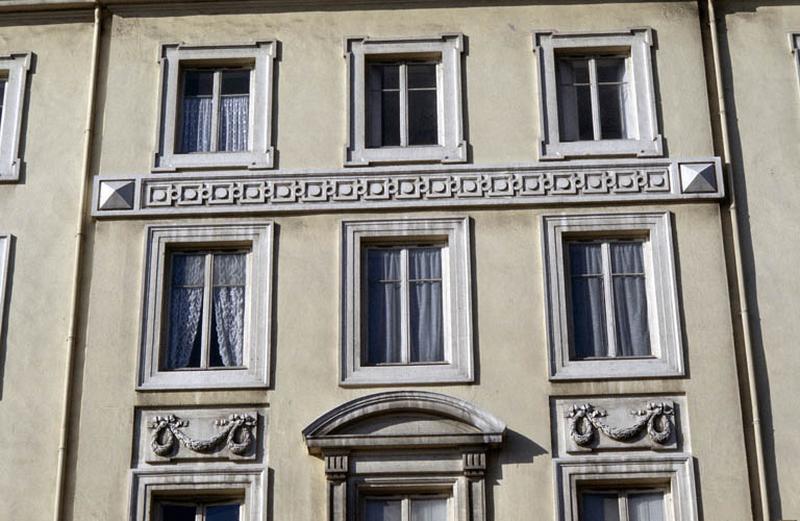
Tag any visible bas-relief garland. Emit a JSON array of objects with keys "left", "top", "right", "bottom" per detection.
[
  {"left": 93, "top": 158, "right": 723, "bottom": 217},
  {"left": 566, "top": 402, "right": 673, "bottom": 448},
  {"left": 149, "top": 413, "right": 257, "bottom": 457}
]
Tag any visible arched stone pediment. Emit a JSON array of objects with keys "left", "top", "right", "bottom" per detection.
[{"left": 303, "top": 391, "right": 505, "bottom": 455}]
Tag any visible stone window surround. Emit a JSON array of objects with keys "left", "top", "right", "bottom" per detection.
[
  {"left": 340, "top": 217, "right": 473, "bottom": 386},
  {"left": 533, "top": 28, "right": 662, "bottom": 160},
  {"left": 0, "top": 53, "right": 31, "bottom": 182},
  {"left": 0, "top": 234, "right": 10, "bottom": 341},
  {"left": 130, "top": 469, "right": 266, "bottom": 521},
  {"left": 792, "top": 33, "right": 800, "bottom": 91},
  {"left": 153, "top": 42, "right": 276, "bottom": 172},
  {"left": 554, "top": 456, "right": 698, "bottom": 521},
  {"left": 137, "top": 222, "right": 273, "bottom": 390},
  {"left": 344, "top": 34, "right": 467, "bottom": 166},
  {"left": 541, "top": 212, "right": 684, "bottom": 380}
]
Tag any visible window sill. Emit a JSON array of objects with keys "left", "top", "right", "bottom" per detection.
[
  {"left": 340, "top": 363, "right": 474, "bottom": 387},
  {"left": 153, "top": 148, "right": 275, "bottom": 172},
  {"left": 550, "top": 358, "right": 683, "bottom": 381},
  {"left": 540, "top": 135, "right": 663, "bottom": 161},
  {"left": 136, "top": 369, "right": 269, "bottom": 391},
  {"left": 345, "top": 141, "right": 467, "bottom": 166}
]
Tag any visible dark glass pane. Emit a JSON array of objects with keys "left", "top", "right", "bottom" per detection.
[
  {"left": 568, "top": 243, "right": 603, "bottom": 276},
  {"left": 172, "top": 254, "right": 206, "bottom": 286},
  {"left": 0, "top": 80, "right": 6, "bottom": 119},
  {"left": 576, "top": 85, "right": 594, "bottom": 140},
  {"left": 596, "top": 58, "right": 626, "bottom": 83},
  {"left": 160, "top": 503, "right": 197, "bottom": 521},
  {"left": 364, "top": 499, "right": 402, "bottom": 521},
  {"left": 366, "top": 249, "right": 402, "bottom": 364},
  {"left": 610, "top": 242, "right": 645, "bottom": 274},
  {"left": 571, "top": 276, "right": 608, "bottom": 358},
  {"left": 409, "top": 247, "right": 444, "bottom": 362},
  {"left": 598, "top": 84, "right": 624, "bottom": 139},
  {"left": 581, "top": 493, "right": 621, "bottom": 521},
  {"left": 407, "top": 63, "right": 436, "bottom": 89},
  {"left": 221, "top": 70, "right": 250, "bottom": 95},
  {"left": 613, "top": 275, "right": 651, "bottom": 357},
  {"left": 380, "top": 90, "right": 401, "bottom": 146},
  {"left": 206, "top": 504, "right": 241, "bottom": 521},
  {"left": 380, "top": 64, "right": 400, "bottom": 90},
  {"left": 557, "top": 58, "right": 590, "bottom": 85},
  {"left": 167, "top": 254, "right": 205, "bottom": 369},
  {"left": 183, "top": 70, "right": 213, "bottom": 96},
  {"left": 408, "top": 89, "right": 438, "bottom": 145}
]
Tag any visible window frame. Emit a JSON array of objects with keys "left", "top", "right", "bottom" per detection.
[
  {"left": 154, "top": 42, "right": 275, "bottom": 172},
  {"left": 138, "top": 223, "right": 273, "bottom": 390},
  {"left": 154, "top": 497, "right": 243, "bottom": 521},
  {"left": 0, "top": 234, "right": 10, "bottom": 348},
  {"left": 792, "top": 33, "right": 800, "bottom": 94},
  {"left": 357, "top": 483, "right": 456, "bottom": 521},
  {"left": 341, "top": 218, "right": 473, "bottom": 386},
  {"left": 345, "top": 34, "right": 467, "bottom": 166},
  {"left": 578, "top": 486, "right": 671, "bottom": 521},
  {"left": 542, "top": 212, "right": 684, "bottom": 380},
  {"left": 0, "top": 52, "right": 31, "bottom": 182},
  {"left": 533, "top": 28, "right": 662, "bottom": 160}
]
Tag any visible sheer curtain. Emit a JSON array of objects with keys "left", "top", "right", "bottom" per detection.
[
  {"left": 628, "top": 493, "right": 665, "bottom": 521},
  {"left": 212, "top": 253, "right": 246, "bottom": 367},
  {"left": 581, "top": 493, "right": 621, "bottom": 521},
  {"left": 411, "top": 498, "right": 447, "bottom": 521},
  {"left": 569, "top": 243, "right": 608, "bottom": 358},
  {"left": 180, "top": 96, "right": 213, "bottom": 153},
  {"left": 167, "top": 254, "right": 205, "bottom": 369},
  {"left": 364, "top": 499, "right": 401, "bottom": 521},
  {"left": 367, "top": 249, "right": 402, "bottom": 364},
  {"left": 610, "top": 242, "right": 650, "bottom": 356},
  {"left": 219, "top": 95, "right": 249, "bottom": 152},
  {"left": 409, "top": 247, "right": 444, "bottom": 362}
]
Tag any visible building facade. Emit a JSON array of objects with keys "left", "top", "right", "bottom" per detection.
[{"left": 0, "top": 1, "right": 796, "bottom": 520}]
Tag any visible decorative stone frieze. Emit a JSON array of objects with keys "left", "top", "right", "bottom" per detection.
[
  {"left": 148, "top": 413, "right": 257, "bottom": 458},
  {"left": 565, "top": 402, "right": 674, "bottom": 448},
  {"left": 92, "top": 157, "right": 723, "bottom": 217}
]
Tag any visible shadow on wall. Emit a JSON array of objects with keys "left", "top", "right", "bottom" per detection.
[{"left": 486, "top": 428, "right": 548, "bottom": 521}]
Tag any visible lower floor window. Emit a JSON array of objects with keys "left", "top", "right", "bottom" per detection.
[
  {"left": 363, "top": 494, "right": 449, "bottom": 521},
  {"left": 156, "top": 499, "right": 241, "bottom": 521},
  {"left": 580, "top": 488, "right": 666, "bottom": 521}
]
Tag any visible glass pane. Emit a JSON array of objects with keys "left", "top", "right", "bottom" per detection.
[
  {"left": 378, "top": 64, "right": 400, "bottom": 90},
  {"left": 628, "top": 492, "right": 665, "bottom": 521},
  {"left": 218, "top": 94, "right": 249, "bottom": 152},
  {"left": 366, "top": 249, "right": 402, "bottom": 364},
  {"left": 0, "top": 80, "right": 6, "bottom": 121},
  {"left": 569, "top": 243, "right": 603, "bottom": 275},
  {"left": 213, "top": 253, "right": 247, "bottom": 286},
  {"left": 380, "top": 90, "right": 401, "bottom": 146},
  {"left": 221, "top": 70, "right": 250, "bottom": 95},
  {"left": 181, "top": 71, "right": 214, "bottom": 153},
  {"left": 206, "top": 504, "right": 241, "bottom": 521},
  {"left": 559, "top": 58, "right": 590, "bottom": 85},
  {"left": 557, "top": 60, "right": 594, "bottom": 142},
  {"left": 411, "top": 498, "right": 448, "bottom": 521},
  {"left": 160, "top": 503, "right": 197, "bottom": 521},
  {"left": 610, "top": 242, "right": 645, "bottom": 274},
  {"left": 407, "top": 63, "right": 436, "bottom": 89},
  {"left": 409, "top": 247, "right": 444, "bottom": 362},
  {"left": 408, "top": 89, "right": 438, "bottom": 145},
  {"left": 211, "top": 254, "right": 246, "bottom": 368},
  {"left": 598, "top": 84, "right": 624, "bottom": 139},
  {"left": 571, "top": 276, "right": 608, "bottom": 358},
  {"left": 167, "top": 254, "right": 205, "bottom": 369},
  {"left": 581, "top": 493, "right": 621, "bottom": 521},
  {"left": 596, "top": 58, "right": 626, "bottom": 83},
  {"left": 610, "top": 242, "right": 650, "bottom": 357},
  {"left": 364, "top": 498, "right": 402, "bottom": 521}
]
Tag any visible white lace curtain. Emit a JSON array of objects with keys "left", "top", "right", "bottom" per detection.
[
  {"left": 569, "top": 242, "right": 649, "bottom": 358},
  {"left": 212, "top": 253, "right": 246, "bottom": 367},
  {"left": 180, "top": 94, "right": 248, "bottom": 153},
  {"left": 366, "top": 247, "right": 443, "bottom": 364},
  {"left": 167, "top": 254, "right": 205, "bottom": 369}
]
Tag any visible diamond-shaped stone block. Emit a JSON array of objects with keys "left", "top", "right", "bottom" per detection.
[
  {"left": 98, "top": 180, "right": 135, "bottom": 210},
  {"left": 679, "top": 163, "right": 717, "bottom": 194}
]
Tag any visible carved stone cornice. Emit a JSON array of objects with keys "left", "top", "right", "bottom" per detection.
[{"left": 93, "top": 157, "right": 723, "bottom": 218}]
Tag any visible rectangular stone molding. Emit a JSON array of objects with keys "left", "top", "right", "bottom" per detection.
[
  {"left": 132, "top": 407, "right": 266, "bottom": 466},
  {"left": 0, "top": 235, "right": 10, "bottom": 347},
  {"left": 91, "top": 157, "right": 723, "bottom": 217},
  {"left": 0, "top": 53, "right": 31, "bottom": 182},
  {"left": 551, "top": 395, "right": 688, "bottom": 457}
]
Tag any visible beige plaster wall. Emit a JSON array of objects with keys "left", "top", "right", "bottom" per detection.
[
  {"left": 0, "top": 18, "right": 94, "bottom": 521},
  {"left": 96, "top": 1, "right": 714, "bottom": 175},
  {"left": 69, "top": 203, "right": 752, "bottom": 521},
  {"left": 720, "top": 2, "right": 800, "bottom": 519}
]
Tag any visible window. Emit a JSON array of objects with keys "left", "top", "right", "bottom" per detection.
[
  {"left": 155, "top": 42, "right": 275, "bottom": 171},
  {"left": 341, "top": 218, "right": 473, "bottom": 386},
  {"left": 139, "top": 223, "right": 273, "bottom": 390},
  {"left": 542, "top": 213, "right": 683, "bottom": 380},
  {"left": 154, "top": 499, "right": 241, "bottom": 521},
  {"left": 345, "top": 35, "right": 466, "bottom": 166},
  {"left": 0, "top": 52, "right": 31, "bottom": 182},
  {"left": 533, "top": 29, "right": 662, "bottom": 159},
  {"left": 363, "top": 494, "right": 450, "bottom": 521},
  {"left": 579, "top": 488, "right": 667, "bottom": 521}
]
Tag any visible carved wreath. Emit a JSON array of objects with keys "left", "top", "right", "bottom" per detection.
[
  {"left": 566, "top": 402, "right": 673, "bottom": 447},
  {"left": 149, "top": 414, "right": 257, "bottom": 457}
]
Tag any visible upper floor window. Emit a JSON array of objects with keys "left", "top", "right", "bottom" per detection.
[
  {"left": 155, "top": 42, "right": 275, "bottom": 172},
  {"left": 155, "top": 499, "right": 241, "bottom": 521},
  {"left": 341, "top": 218, "right": 473, "bottom": 386},
  {"left": 542, "top": 213, "right": 683, "bottom": 380},
  {"left": 364, "top": 494, "right": 450, "bottom": 521},
  {"left": 139, "top": 223, "right": 273, "bottom": 390},
  {"left": 534, "top": 29, "right": 662, "bottom": 160},
  {"left": 580, "top": 488, "right": 667, "bottom": 521},
  {"left": 345, "top": 35, "right": 466, "bottom": 166},
  {"left": 0, "top": 52, "right": 31, "bottom": 182}
]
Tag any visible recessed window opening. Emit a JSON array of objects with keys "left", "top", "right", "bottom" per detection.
[
  {"left": 366, "top": 58, "right": 440, "bottom": 148},
  {"left": 579, "top": 486, "right": 668, "bottom": 521},
  {"left": 179, "top": 66, "right": 252, "bottom": 154},
  {"left": 565, "top": 237, "right": 652, "bottom": 360},
  {"left": 155, "top": 497, "right": 243, "bottom": 521},
  {"left": 363, "top": 242, "right": 448, "bottom": 366},
  {"left": 164, "top": 248, "right": 249, "bottom": 371},
  {"left": 556, "top": 54, "right": 634, "bottom": 142},
  {"left": 362, "top": 493, "right": 450, "bottom": 521}
]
